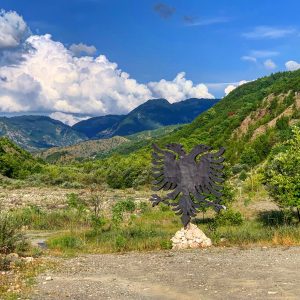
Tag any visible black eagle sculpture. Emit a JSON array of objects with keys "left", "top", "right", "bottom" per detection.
[{"left": 150, "top": 143, "right": 226, "bottom": 227}]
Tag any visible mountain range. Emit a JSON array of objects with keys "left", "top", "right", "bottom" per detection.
[
  {"left": 73, "top": 98, "right": 219, "bottom": 139},
  {"left": 0, "top": 98, "right": 219, "bottom": 151}
]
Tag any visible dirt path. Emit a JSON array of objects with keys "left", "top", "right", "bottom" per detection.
[{"left": 32, "top": 247, "right": 300, "bottom": 300}]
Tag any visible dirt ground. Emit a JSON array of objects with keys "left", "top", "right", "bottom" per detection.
[{"left": 32, "top": 246, "right": 300, "bottom": 300}]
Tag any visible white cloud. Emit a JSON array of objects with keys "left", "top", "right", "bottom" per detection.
[
  {"left": 243, "top": 26, "right": 296, "bottom": 39},
  {"left": 69, "top": 43, "right": 97, "bottom": 56},
  {"left": 49, "top": 112, "right": 91, "bottom": 126},
  {"left": 241, "top": 56, "right": 257, "bottom": 63},
  {"left": 264, "top": 59, "right": 276, "bottom": 70},
  {"left": 249, "top": 50, "right": 279, "bottom": 58},
  {"left": 148, "top": 72, "right": 214, "bottom": 103},
  {"left": 0, "top": 10, "right": 29, "bottom": 49},
  {"left": 285, "top": 60, "right": 300, "bottom": 71},
  {"left": 0, "top": 10, "right": 215, "bottom": 122},
  {"left": 224, "top": 80, "right": 248, "bottom": 96}
]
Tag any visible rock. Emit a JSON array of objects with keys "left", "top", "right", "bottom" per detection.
[
  {"left": 171, "top": 223, "right": 212, "bottom": 250},
  {"left": 23, "top": 256, "right": 34, "bottom": 263},
  {"left": 268, "top": 291, "right": 278, "bottom": 295},
  {"left": 45, "top": 276, "right": 53, "bottom": 281}
]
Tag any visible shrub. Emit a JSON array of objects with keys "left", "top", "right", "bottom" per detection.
[
  {"left": 112, "top": 199, "right": 136, "bottom": 226},
  {"left": 214, "top": 209, "right": 244, "bottom": 227},
  {"left": 264, "top": 127, "right": 300, "bottom": 221},
  {"left": 0, "top": 213, "right": 29, "bottom": 254},
  {"left": 115, "top": 235, "right": 127, "bottom": 251},
  {"left": 258, "top": 210, "right": 294, "bottom": 226}
]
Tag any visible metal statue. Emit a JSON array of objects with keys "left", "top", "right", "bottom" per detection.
[{"left": 150, "top": 143, "right": 226, "bottom": 227}]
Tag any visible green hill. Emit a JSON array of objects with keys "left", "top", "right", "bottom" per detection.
[
  {"left": 37, "top": 136, "right": 130, "bottom": 163},
  {"left": 0, "top": 115, "right": 86, "bottom": 151},
  {"left": 0, "top": 137, "right": 43, "bottom": 179},
  {"left": 158, "top": 71, "right": 300, "bottom": 164},
  {"left": 100, "top": 70, "right": 300, "bottom": 188},
  {"left": 37, "top": 125, "right": 181, "bottom": 163}
]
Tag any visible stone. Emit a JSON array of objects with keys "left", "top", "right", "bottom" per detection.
[
  {"left": 171, "top": 223, "right": 212, "bottom": 250},
  {"left": 23, "top": 256, "right": 34, "bottom": 263},
  {"left": 45, "top": 276, "right": 53, "bottom": 281}
]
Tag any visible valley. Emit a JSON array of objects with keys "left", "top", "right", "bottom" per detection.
[{"left": 1, "top": 70, "right": 300, "bottom": 299}]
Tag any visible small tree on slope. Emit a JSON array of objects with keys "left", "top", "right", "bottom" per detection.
[{"left": 264, "top": 127, "right": 300, "bottom": 221}]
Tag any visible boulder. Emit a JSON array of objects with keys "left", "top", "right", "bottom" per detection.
[{"left": 171, "top": 223, "right": 212, "bottom": 250}]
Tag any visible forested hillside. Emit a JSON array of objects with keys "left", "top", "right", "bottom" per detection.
[
  {"left": 0, "top": 137, "right": 43, "bottom": 179},
  {"left": 101, "top": 70, "right": 300, "bottom": 188},
  {"left": 0, "top": 116, "right": 86, "bottom": 151}
]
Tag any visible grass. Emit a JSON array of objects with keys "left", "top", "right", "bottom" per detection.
[
  {"left": 46, "top": 208, "right": 179, "bottom": 255},
  {"left": 0, "top": 258, "right": 56, "bottom": 300},
  {"left": 3, "top": 198, "right": 300, "bottom": 257},
  {"left": 42, "top": 205, "right": 300, "bottom": 256},
  {"left": 207, "top": 221, "right": 300, "bottom": 247}
]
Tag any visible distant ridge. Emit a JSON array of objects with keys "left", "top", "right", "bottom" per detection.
[
  {"left": 0, "top": 115, "right": 86, "bottom": 151},
  {"left": 73, "top": 98, "right": 219, "bottom": 139},
  {"left": 0, "top": 98, "right": 219, "bottom": 151}
]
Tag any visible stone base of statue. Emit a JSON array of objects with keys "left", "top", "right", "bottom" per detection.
[{"left": 171, "top": 223, "right": 212, "bottom": 250}]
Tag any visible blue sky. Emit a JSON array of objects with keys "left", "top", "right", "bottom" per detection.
[{"left": 0, "top": 0, "right": 300, "bottom": 124}]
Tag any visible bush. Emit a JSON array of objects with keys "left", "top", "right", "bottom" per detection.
[
  {"left": 214, "top": 209, "right": 244, "bottom": 227},
  {"left": 239, "top": 170, "right": 247, "bottom": 181},
  {"left": 0, "top": 213, "right": 29, "bottom": 254},
  {"left": 258, "top": 210, "right": 294, "bottom": 226},
  {"left": 263, "top": 127, "right": 300, "bottom": 221},
  {"left": 112, "top": 199, "right": 136, "bottom": 226}
]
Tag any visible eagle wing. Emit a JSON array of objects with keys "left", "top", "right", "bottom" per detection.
[
  {"left": 150, "top": 144, "right": 179, "bottom": 206},
  {"left": 194, "top": 147, "right": 226, "bottom": 205}
]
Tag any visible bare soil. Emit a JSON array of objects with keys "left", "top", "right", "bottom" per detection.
[{"left": 32, "top": 246, "right": 300, "bottom": 300}]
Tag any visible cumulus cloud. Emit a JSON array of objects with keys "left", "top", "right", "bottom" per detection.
[
  {"left": 285, "top": 60, "right": 300, "bottom": 71},
  {"left": 0, "top": 10, "right": 215, "bottom": 124},
  {"left": 148, "top": 72, "right": 214, "bottom": 103},
  {"left": 264, "top": 59, "right": 276, "bottom": 70},
  {"left": 0, "top": 10, "right": 30, "bottom": 49},
  {"left": 69, "top": 43, "right": 97, "bottom": 57},
  {"left": 49, "top": 112, "right": 91, "bottom": 126},
  {"left": 224, "top": 80, "right": 248, "bottom": 96}
]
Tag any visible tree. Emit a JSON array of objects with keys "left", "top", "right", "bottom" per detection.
[{"left": 264, "top": 127, "right": 300, "bottom": 221}]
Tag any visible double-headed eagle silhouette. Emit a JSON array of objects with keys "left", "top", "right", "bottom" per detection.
[{"left": 150, "top": 143, "right": 226, "bottom": 227}]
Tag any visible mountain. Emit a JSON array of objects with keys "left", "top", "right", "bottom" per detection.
[
  {"left": 37, "top": 124, "right": 181, "bottom": 163},
  {"left": 37, "top": 136, "right": 129, "bottom": 163},
  {"left": 0, "top": 98, "right": 218, "bottom": 152},
  {"left": 158, "top": 71, "right": 300, "bottom": 165},
  {"left": 98, "top": 70, "right": 300, "bottom": 188},
  {"left": 72, "top": 115, "right": 124, "bottom": 138},
  {"left": 73, "top": 98, "right": 219, "bottom": 139},
  {"left": 0, "top": 115, "right": 86, "bottom": 151}
]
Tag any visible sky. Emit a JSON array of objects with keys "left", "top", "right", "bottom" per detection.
[{"left": 0, "top": 0, "right": 300, "bottom": 125}]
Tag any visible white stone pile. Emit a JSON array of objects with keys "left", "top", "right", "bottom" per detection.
[{"left": 171, "top": 223, "right": 212, "bottom": 250}]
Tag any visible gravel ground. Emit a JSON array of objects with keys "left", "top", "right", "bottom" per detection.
[{"left": 32, "top": 246, "right": 300, "bottom": 300}]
